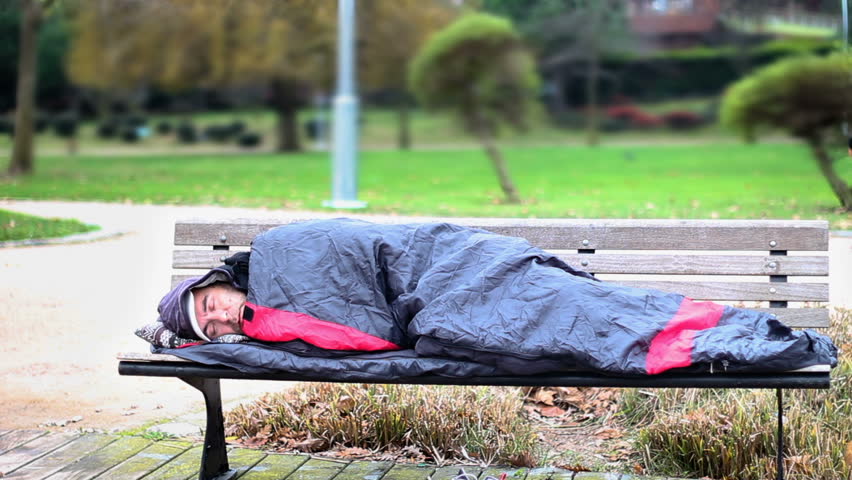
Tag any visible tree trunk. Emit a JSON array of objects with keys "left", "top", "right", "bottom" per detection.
[
  {"left": 475, "top": 123, "right": 520, "bottom": 204},
  {"left": 276, "top": 109, "right": 301, "bottom": 152},
  {"left": 8, "top": 0, "right": 43, "bottom": 176},
  {"left": 396, "top": 100, "right": 411, "bottom": 150},
  {"left": 806, "top": 135, "right": 852, "bottom": 211}
]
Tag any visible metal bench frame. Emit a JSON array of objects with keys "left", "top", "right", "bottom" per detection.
[{"left": 119, "top": 218, "right": 833, "bottom": 480}]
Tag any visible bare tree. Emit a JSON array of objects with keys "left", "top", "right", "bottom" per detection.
[{"left": 8, "top": 0, "right": 55, "bottom": 176}]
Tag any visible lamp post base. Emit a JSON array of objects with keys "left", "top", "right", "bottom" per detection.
[{"left": 322, "top": 199, "right": 368, "bottom": 209}]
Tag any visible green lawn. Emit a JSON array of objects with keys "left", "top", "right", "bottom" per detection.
[
  {"left": 0, "top": 208, "right": 98, "bottom": 242},
  {"left": 1, "top": 142, "right": 850, "bottom": 227}
]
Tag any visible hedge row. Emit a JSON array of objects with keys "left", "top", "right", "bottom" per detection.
[{"left": 556, "top": 38, "right": 836, "bottom": 104}]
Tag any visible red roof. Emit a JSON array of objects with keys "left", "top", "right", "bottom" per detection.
[{"left": 630, "top": 0, "right": 720, "bottom": 35}]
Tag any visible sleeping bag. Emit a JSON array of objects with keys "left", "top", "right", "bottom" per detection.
[{"left": 158, "top": 218, "right": 837, "bottom": 377}]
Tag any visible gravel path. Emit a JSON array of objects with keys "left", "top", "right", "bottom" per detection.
[{"left": 0, "top": 200, "right": 849, "bottom": 431}]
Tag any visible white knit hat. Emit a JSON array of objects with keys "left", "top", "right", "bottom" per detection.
[{"left": 185, "top": 290, "right": 211, "bottom": 341}]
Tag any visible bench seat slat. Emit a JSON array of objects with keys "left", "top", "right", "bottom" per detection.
[
  {"left": 118, "top": 360, "right": 830, "bottom": 389},
  {"left": 174, "top": 218, "right": 830, "bottom": 251},
  {"left": 173, "top": 250, "right": 830, "bottom": 276},
  {"left": 116, "top": 354, "right": 831, "bottom": 373}
]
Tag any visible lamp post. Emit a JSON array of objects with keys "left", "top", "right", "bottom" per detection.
[{"left": 324, "top": 0, "right": 366, "bottom": 209}]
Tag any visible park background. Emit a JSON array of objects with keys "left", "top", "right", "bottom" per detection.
[{"left": 1, "top": 1, "right": 852, "bottom": 479}]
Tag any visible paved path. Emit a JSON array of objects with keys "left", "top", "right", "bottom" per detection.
[
  {"left": 0, "top": 200, "right": 350, "bottom": 431},
  {"left": 0, "top": 429, "right": 685, "bottom": 480}
]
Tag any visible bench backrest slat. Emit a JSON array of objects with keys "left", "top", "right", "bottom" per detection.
[
  {"left": 170, "top": 218, "right": 831, "bottom": 330},
  {"left": 174, "top": 218, "right": 829, "bottom": 251}
]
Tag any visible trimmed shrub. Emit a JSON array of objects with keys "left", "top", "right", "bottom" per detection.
[
  {"left": 721, "top": 52, "right": 852, "bottom": 210},
  {"left": 227, "top": 120, "right": 246, "bottom": 136},
  {"left": 409, "top": 13, "right": 539, "bottom": 130},
  {"left": 125, "top": 115, "right": 147, "bottom": 128},
  {"left": 0, "top": 117, "right": 13, "bottom": 136},
  {"left": 721, "top": 53, "right": 852, "bottom": 140},
  {"left": 237, "top": 132, "right": 262, "bottom": 148},
  {"left": 52, "top": 114, "right": 78, "bottom": 138},
  {"left": 203, "top": 125, "right": 233, "bottom": 143},
  {"left": 34, "top": 115, "right": 50, "bottom": 133},
  {"left": 304, "top": 119, "right": 328, "bottom": 140},
  {"left": 176, "top": 122, "right": 197, "bottom": 144},
  {"left": 120, "top": 128, "right": 140, "bottom": 143},
  {"left": 156, "top": 121, "right": 173, "bottom": 135},
  {"left": 553, "top": 38, "right": 837, "bottom": 106},
  {"left": 97, "top": 122, "right": 119, "bottom": 139}
]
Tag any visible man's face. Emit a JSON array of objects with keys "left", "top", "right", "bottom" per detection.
[{"left": 192, "top": 284, "right": 246, "bottom": 339}]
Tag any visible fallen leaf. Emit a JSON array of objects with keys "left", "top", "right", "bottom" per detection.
[
  {"left": 539, "top": 406, "right": 567, "bottom": 417},
  {"left": 844, "top": 442, "right": 852, "bottom": 469},
  {"left": 532, "top": 389, "right": 556, "bottom": 406},
  {"left": 338, "top": 447, "right": 372, "bottom": 458},
  {"left": 593, "top": 427, "right": 623, "bottom": 440},
  {"left": 785, "top": 454, "right": 813, "bottom": 474},
  {"left": 293, "top": 437, "right": 325, "bottom": 452},
  {"left": 556, "top": 463, "right": 591, "bottom": 472},
  {"left": 243, "top": 435, "right": 268, "bottom": 448}
]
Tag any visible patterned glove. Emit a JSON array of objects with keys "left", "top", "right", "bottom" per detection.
[{"left": 135, "top": 322, "right": 202, "bottom": 348}]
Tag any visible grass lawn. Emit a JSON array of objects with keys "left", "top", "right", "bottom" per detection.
[
  {"left": 0, "top": 208, "right": 98, "bottom": 242},
  {"left": 1, "top": 142, "right": 850, "bottom": 228}
]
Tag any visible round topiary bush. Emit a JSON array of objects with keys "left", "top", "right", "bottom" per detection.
[
  {"left": 0, "top": 118, "right": 13, "bottom": 136},
  {"left": 204, "top": 125, "right": 232, "bottom": 143},
  {"left": 228, "top": 120, "right": 246, "bottom": 136},
  {"left": 721, "top": 52, "right": 852, "bottom": 210},
  {"left": 121, "top": 128, "right": 140, "bottom": 143},
  {"left": 237, "top": 132, "right": 262, "bottom": 148},
  {"left": 408, "top": 12, "right": 537, "bottom": 204},
  {"left": 52, "top": 114, "right": 79, "bottom": 138},
  {"left": 125, "top": 115, "right": 147, "bottom": 128},
  {"left": 34, "top": 115, "right": 50, "bottom": 133},
  {"left": 176, "top": 122, "right": 197, "bottom": 144},
  {"left": 156, "top": 121, "right": 173, "bottom": 135},
  {"left": 97, "top": 122, "right": 119, "bottom": 139}
]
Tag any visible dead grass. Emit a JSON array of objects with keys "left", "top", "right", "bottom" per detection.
[
  {"left": 225, "top": 383, "right": 540, "bottom": 466},
  {"left": 622, "top": 308, "right": 852, "bottom": 480}
]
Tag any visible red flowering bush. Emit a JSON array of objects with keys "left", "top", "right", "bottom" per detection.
[{"left": 605, "top": 105, "right": 663, "bottom": 129}]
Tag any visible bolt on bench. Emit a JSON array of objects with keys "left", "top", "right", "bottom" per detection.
[{"left": 118, "top": 218, "right": 833, "bottom": 480}]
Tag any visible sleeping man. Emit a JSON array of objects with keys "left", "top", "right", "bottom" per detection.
[{"left": 137, "top": 218, "right": 837, "bottom": 378}]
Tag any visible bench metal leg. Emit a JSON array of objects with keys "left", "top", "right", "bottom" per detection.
[
  {"left": 180, "top": 377, "right": 238, "bottom": 480},
  {"left": 776, "top": 388, "right": 785, "bottom": 480}
]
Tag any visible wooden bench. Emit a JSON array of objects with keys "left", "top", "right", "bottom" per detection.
[{"left": 118, "top": 218, "right": 833, "bottom": 480}]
